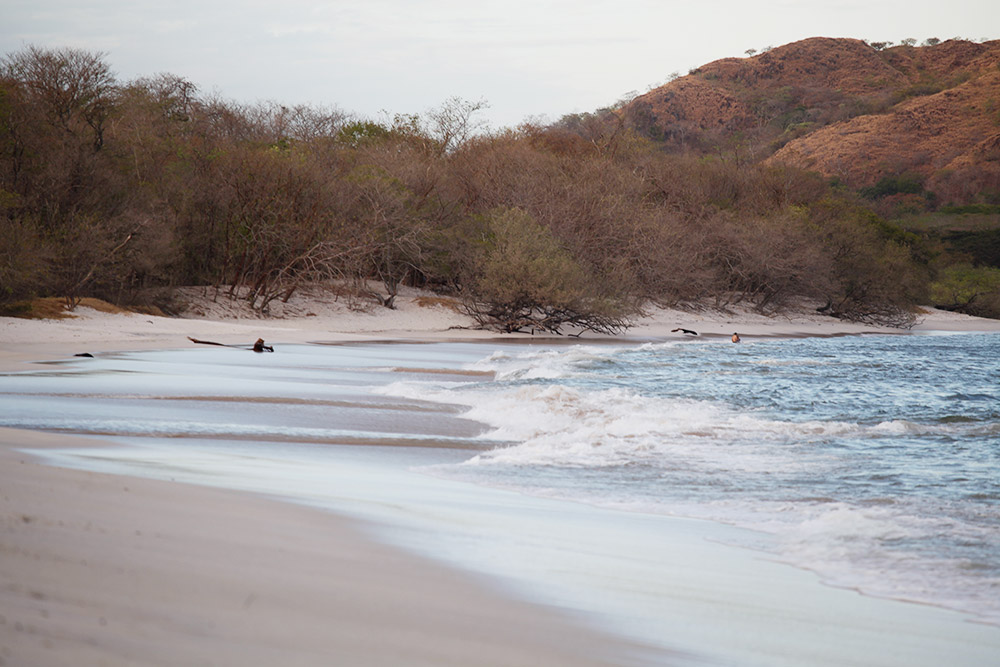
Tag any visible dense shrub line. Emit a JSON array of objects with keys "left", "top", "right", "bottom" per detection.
[{"left": 0, "top": 46, "right": 972, "bottom": 330}]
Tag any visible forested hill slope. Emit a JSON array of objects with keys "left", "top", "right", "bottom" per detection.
[{"left": 623, "top": 37, "right": 1000, "bottom": 204}]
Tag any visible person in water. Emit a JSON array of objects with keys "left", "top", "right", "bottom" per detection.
[{"left": 731, "top": 333, "right": 741, "bottom": 343}]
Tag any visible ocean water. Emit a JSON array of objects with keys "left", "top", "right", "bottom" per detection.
[
  {"left": 376, "top": 333, "right": 1000, "bottom": 625},
  {"left": 2, "top": 332, "right": 998, "bottom": 640}
]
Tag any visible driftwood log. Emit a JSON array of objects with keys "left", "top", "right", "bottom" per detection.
[{"left": 187, "top": 337, "right": 274, "bottom": 353}]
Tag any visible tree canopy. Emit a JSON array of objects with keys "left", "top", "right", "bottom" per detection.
[{"left": 3, "top": 45, "right": 994, "bottom": 327}]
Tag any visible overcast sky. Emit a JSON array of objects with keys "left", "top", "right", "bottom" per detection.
[{"left": 2, "top": 1, "right": 997, "bottom": 128}]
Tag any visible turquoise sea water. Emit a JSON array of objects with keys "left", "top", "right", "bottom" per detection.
[{"left": 1, "top": 332, "right": 998, "bottom": 633}]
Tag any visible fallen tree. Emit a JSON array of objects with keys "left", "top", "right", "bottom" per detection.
[{"left": 188, "top": 336, "right": 274, "bottom": 352}]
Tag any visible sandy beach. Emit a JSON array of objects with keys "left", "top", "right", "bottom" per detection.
[
  {"left": 3, "top": 285, "right": 999, "bottom": 373},
  {"left": 1, "top": 427, "right": 659, "bottom": 667},
  {"left": 3, "top": 288, "right": 1000, "bottom": 666}
]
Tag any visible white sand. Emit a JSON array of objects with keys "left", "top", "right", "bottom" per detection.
[
  {"left": 0, "top": 428, "right": 650, "bottom": 666},
  {"left": 35, "top": 433, "right": 999, "bottom": 667},
  {"left": 3, "top": 285, "right": 998, "bottom": 372},
  {"left": 2, "top": 287, "right": 999, "bottom": 665},
  {"left": 0, "top": 289, "right": 663, "bottom": 665}
]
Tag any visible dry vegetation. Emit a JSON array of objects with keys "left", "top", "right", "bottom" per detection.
[
  {"left": 624, "top": 36, "right": 1000, "bottom": 200},
  {"left": 1, "top": 43, "right": 996, "bottom": 330}
]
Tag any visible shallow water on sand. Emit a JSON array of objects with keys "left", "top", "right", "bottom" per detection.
[
  {"left": 2, "top": 335, "right": 999, "bottom": 665},
  {"left": 378, "top": 333, "right": 1000, "bottom": 626}
]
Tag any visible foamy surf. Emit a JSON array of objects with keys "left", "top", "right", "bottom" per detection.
[
  {"left": 378, "top": 333, "right": 1000, "bottom": 624},
  {"left": 5, "top": 337, "right": 999, "bottom": 666}
]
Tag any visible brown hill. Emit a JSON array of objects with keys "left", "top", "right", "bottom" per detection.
[{"left": 623, "top": 37, "right": 1000, "bottom": 203}]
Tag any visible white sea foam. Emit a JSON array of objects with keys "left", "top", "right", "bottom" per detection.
[
  {"left": 379, "top": 379, "right": 862, "bottom": 475},
  {"left": 380, "top": 338, "right": 1000, "bottom": 625},
  {"left": 0, "top": 415, "right": 465, "bottom": 444},
  {"left": 757, "top": 502, "right": 1000, "bottom": 622},
  {"left": 468, "top": 345, "right": 621, "bottom": 381}
]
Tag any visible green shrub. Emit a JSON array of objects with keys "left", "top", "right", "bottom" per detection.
[
  {"left": 809, "top": 201, "right": 927, "bottom": 327},
  {"left": 931, "top": 263, "right": 1000, "bottom": 317},
  {"left": 860, "top": 174, "right": 925, "bottom": 199},
  {"left": 939, "top": 204, "right": 1000, "bottom": 215},
  {"left": 461, "top": 207, "right": 633, "bottom": 334}
]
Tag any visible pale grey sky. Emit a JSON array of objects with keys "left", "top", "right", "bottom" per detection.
[{"left": 2, "top": 0, "right": 996, "bottom": 128}]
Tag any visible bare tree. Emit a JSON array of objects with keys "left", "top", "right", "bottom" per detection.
[
  {"left": 3, "top": 45, "right": 116, "bottom": 152},
  {"left": 426, "top": 96, "right": 490, "bottom": 154}
]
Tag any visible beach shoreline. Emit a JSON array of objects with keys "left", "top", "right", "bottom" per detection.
[
  {"left": 3, "top": 291, "right": 1000, "bottom": 665},
  {"left": 3, "top": 286, "right": 1000, "bottom": 372},
  {"left": 0, "top": 427, "right": 658, "bottom": 666}
]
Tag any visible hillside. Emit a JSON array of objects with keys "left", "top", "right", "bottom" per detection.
[
  {"left": 623, "top": 37, "right": 1000, "bottom": 204},
  {"left": 4, "top": 42, "right": 998, "bottom": 327}
]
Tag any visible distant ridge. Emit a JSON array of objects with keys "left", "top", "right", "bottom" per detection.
[{"left": 623, "top": 37, "right": 1000, "bottom": 203}]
